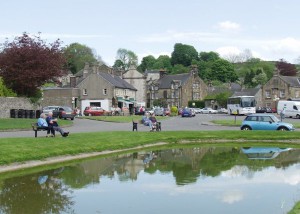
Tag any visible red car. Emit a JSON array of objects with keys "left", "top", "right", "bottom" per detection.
[{"left": 83, "top": 107, "right": 105, "bottom": 116}]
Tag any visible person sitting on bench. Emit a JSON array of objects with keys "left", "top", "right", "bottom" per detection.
[
  {"left": 149, "top": 113, "right": 157, "bottom": 131},
  {"left": 37, "top": 113, "right": 55, "bottom": 137},
  {"left": 46, "top": 112, "right": 69, "bottom": 137}
]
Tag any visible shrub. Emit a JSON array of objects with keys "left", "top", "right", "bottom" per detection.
[{"left": 170, "top": 106, "right": 178, "bottom": 116}]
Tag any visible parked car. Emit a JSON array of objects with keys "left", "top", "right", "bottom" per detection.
[
  {"left": 154, "top": 107, "right": 165, "bottom": 116},
  {"left": 83, "top": 106, "right": 105, "bottom": 116},
  {"left": 240, "top": 113, "right": 294, "bottom": 131},
  {"left": 42, "top": 106, "right": 59, "bottom": 115},
  {"left": 181, "top": 108, "right": 193, "bottom": 117},
  {"left": 256, "top": 107, "right": 272, "bottom": 113},
  {"left": 164, "top": 108, "right": 171, "bottom": 116},
  {"left": 52, "top": 106, "right": 76, "bottom": 120},
  {"left": 199, "top": 108, "right": 218, "bottom": 114},
  {"left": 193, "top": 108, "right": 202, "bottom": 114},
  {"left": 217, "top": 108, "right": 228, "bottom": 114}
]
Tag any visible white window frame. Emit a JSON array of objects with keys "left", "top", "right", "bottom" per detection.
[
  {"left": 83, "top": 89, "right": 87, "bottom": 95},
  {"left": 280, "top": 90, "right": 285, "bottom": 98},
  {"left": 265, "top": 90, "right": 271, "bottom": 98}
]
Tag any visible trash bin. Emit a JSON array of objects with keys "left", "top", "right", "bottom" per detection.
[
  {"left": 18, "top": 109, "right": 25, "bottom": 118},
  {"left": 36, "top": 110, "right": 41, "bottom": 118},
  {"left": 29, "top": 110, "right": 36, "bottom": 119},
  {"left": 10, "top": 109, "right": 16, "bottom": 118},
  {"left": 25, "top": 110, "right": 31, "bottom": 118}
]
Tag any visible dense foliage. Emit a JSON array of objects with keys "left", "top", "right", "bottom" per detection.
[
  {"left": 276, "top": 59, "right": 298, "bottom": 76},
  {"left": 64, "top": 43, "right": 98, "bottom": 74},
  {"left": 0, "top": 33, "right": 67, "bottom": 97},
  {"left": 113, "top": 48, "right": 138, "bottom": 71}
]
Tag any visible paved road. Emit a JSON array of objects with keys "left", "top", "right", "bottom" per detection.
[{"left": 0, "top": 113, "right": 297, "bottom": 138}]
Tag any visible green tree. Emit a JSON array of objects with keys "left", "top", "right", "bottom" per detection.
[
  {"left": 0, "top": 33, "right": 67, "bottom": 97},
  {"left": 215, "top": 92, "right": 232, "bottom": 108},
  {"left": 64, "top": 43, "right": 98, "bottom": 74},
  {"left": 171, "top": 64, "right": 189, "bottom": 74},
  {"left": 153, "top": 55, "right": 172, "bottom": 72},
  {"left": 0, "top": 77, "right": 16, "bottom": 97},
  {"left": 113, "top": 48, "right": 138, "bottom": 71},
  {"left": 211, "top": 59, "right": 238, "bottom": 83},
  {"left": 171, "top": 43, "right": 198, "bottom": 66},
  {"left": 199, "top": 51, "right": 220, "bottom": 62},
  {"left": 138, "top": 55, "right": 156, "bottom": 72}
]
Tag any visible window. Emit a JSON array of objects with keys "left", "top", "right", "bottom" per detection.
[
  {"left": 83, "top": 89, "right": 87, "bottom": 95},
  {"left": 265, "top": 90, "right": 271, "bottom": 98},
  {"left": 279, "top": 90, "right": 285, "bottom": 98},
  {"left": 296, "top": 91, "right": 300, "bottom": 98},
  {"left": 103, "top": 89, "right": 107, "bottom": 95}
]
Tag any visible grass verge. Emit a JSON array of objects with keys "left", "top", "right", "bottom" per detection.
[
  {"left": 1, "top": 130, "right": 300, "bottom": 166},
  {"left": 81, "top": 115, "right": 169, "bottom": 123}
]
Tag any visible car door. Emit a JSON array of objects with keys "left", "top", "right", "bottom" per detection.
[{"left": 257, "top": 116, "right": 276, "bottom": 130}]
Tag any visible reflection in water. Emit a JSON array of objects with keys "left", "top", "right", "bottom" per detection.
[{"left": 0, "top": 146, "right": 300, "bottom": 214}]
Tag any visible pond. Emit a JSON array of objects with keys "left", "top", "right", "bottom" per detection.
[{"left": 0, "top": 146, "right": 300, "bottom": 214}]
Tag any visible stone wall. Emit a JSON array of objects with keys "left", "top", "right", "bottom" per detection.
[{"left": 0, "top": 97, "right": 41, "bottom": 118}]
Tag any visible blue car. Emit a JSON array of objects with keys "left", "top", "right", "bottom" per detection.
[
  {"left": 181, "top": 108, "right": 192, "bottom": 117},
  {"left": 240, "top": 113, "right": 294, "bottom": 131},
  {"left": 241, "top": 147, "right": 292, "bottom": 159}
]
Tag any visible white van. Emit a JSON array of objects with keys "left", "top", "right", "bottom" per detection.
[{"left": 277, "top": 100, "right": 300, "bottom": 119}]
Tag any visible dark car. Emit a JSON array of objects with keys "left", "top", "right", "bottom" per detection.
[
  {"left": 52, "top": 106, "right": 76, "bottom": 120},
  {"left": 181, "top": 108, "right": 192, "bottom": 117},
  {"left": 83, "top": 106, "right": 105, "bottom": 116}
]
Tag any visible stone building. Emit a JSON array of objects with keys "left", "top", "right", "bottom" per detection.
[
  {"left": 261, "top": 71, "right": 300, "bottom": 109},
  {"left": 122, "top": 66, "right": 147, "bottom": 107},
  {"left": 42, "top": 63, "right": 137, "bottom": 113},
  {"left": 147, "top": 69, "right": 208, "bottom": 108}
]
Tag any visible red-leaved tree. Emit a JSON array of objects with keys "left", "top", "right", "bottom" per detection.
[
  {"left": 0, "top": 33, "right": 67, "bottom": 97},
  {"left": 276, "top": 59, "right": 298, "bottom": 76}
]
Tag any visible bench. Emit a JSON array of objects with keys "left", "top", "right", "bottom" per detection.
[{"left": 31, "top": 123, "right": 47, "bottom": 138}]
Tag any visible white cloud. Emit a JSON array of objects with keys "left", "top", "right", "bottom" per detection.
[
  {"left": 217, "top": 21, "right": 241, "bottom": 31},
  {"left": 221, "top": 190, "right": 244, "bottom": 204}
]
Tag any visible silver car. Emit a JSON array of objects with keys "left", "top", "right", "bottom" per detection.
[{"left": 154, "top": 107, "right": 165, "bottom": 116}]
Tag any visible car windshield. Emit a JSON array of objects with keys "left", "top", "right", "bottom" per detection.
[
  {"left": 270, "top": 115, "right": 280, "bottom": 122},
  {"left": 63, "top": 107, "right": 72, "bottom": 111}
]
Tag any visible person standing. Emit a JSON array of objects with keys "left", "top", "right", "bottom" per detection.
[
  {"left": 280, "top": 107, "right": 286, "bottom": 121},
  {"left": 46, "top": 112, "right": 69, "bottom": 137}
]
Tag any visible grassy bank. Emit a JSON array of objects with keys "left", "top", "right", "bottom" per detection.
[
  {"left": 1, "top": 130, "right": 300, "bottom": 166},
  {"left": 82, "top": 115, "right": 168, "bottom": 122}
]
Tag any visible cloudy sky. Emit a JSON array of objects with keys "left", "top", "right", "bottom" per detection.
[{"left": 1, "top": 0, "right": 300, "bottom": 65}]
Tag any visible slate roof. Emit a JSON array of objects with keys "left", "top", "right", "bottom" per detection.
[
  {"left": 157, "top": 73, "right": 191, "bottom": 89},
  {"left": 232, "top": 87, "right": 261, "bottom": 96},
  {"left": 280, "top": 76, "right": 300, "bottom": 87},
  {"left": 98, "top": 72, "right": 137, "bottom": 90}
]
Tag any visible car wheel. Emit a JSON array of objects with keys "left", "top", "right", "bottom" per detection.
[
  {"left": 71, "top": 118, "right": 74, "bottom": 120},
  {"left": 296, "top": 114, "right": 300, "bottom": 119},
  {"left": 278, "top": 127, "right": 288, "bottom": 131},
  {"left": 241, "top": 126, "right": 251, "bottom": 130}
]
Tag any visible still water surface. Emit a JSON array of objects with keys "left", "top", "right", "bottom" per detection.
[{"left": 0, "top": 146, "right": 300, "bottom": 214}]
